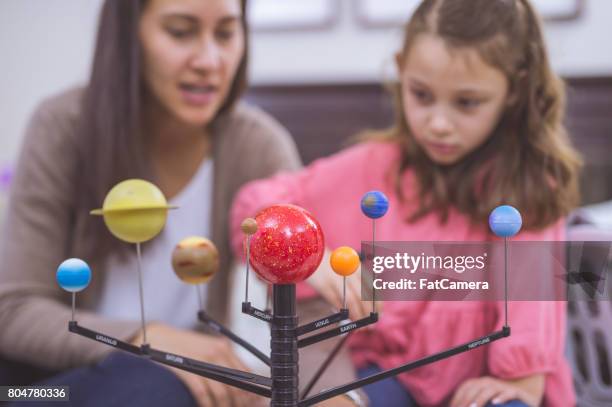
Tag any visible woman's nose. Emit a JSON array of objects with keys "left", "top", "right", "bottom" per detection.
[{"left": 191, "top": 36, "right": 221, "bottom": 71}]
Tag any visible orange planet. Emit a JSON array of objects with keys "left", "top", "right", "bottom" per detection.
[{"left": 330, "top": 246, "right": 360, "bottom": 277}]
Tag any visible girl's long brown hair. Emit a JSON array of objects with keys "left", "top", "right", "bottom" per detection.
[
  {"left": 367, "top": 0, "right": 581, "bottom": 230},
  {"left": 75, "top": 0, "right": 249, "bottom": 261}
]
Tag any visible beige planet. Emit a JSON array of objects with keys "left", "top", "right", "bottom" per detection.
[{"left": 172, "top": 236, "right": 219, "bottom": 285}]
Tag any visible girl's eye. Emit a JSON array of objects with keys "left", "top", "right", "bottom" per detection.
[
  {"left": 410, "top": 88, "right": 433, "bottom": 104},
  {"left": 457, "top": 98, "right": 482, "bottom": 109}
]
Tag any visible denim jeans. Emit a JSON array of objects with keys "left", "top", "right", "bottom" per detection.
[
  {"left": 357, "top": 364, "right": 530, "bottom": 407},
  {"left": 9, "top": 352, "right": 196, "bottom": 407}
]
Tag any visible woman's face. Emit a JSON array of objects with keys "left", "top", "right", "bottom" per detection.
[{"left": 139, "top": 0, "right": 244, "bottom": 127}]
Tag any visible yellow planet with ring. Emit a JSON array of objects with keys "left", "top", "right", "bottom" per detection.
[
  {"left": 172, "top": 237, "right": 219, "bottom": 285},
  {"left": 91, "top": 179, "right": 176, "bottom": 243}
]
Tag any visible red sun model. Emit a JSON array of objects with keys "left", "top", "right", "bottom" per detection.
[{"left": 248, "top": 204, "right": 325, "bottom": 284}]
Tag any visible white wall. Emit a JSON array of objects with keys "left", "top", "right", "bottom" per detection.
[
  {"left": 251, "top": 0, "right": 612, "bottom": 83},
  {"left": 0, "top": 0, "right": 104, "bottom": 166},
  {"left": 1, "top": 0, "right": 611, "bottom": 166}
]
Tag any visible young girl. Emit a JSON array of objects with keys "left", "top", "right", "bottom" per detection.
[{"left": 231, "top": 0, "right": 581, "bottom": 406}]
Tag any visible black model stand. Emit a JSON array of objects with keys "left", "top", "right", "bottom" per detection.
[
  {"left": 271, "top": 284, "right": 298, "bottom": 405},
  {"left": 245, "top": 283, "right": 378, "bottom": 406},
  {"left": 67, "top": 281, "right": 506, "bottom": 407}
]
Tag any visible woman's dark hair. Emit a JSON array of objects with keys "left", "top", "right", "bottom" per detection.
[{"left": 75, "top": 0, "right": 249, "bottom": 261}]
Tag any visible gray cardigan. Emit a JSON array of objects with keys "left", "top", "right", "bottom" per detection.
[{"left": 0, "top": 88, "right": 301, "bottom": 370}]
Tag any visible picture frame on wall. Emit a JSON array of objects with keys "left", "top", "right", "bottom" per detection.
[
  {"left": 531, "top": 0, "right": 584, "bottom": 21},
  {"left": 354, "top": 0, "right": 584, "bottom": 28},
  {"left": 354, "top": 0, "right": 419, "bottom": 28},
  {"left": 248, "top": 0, "right": 340, "bottom": 32}
]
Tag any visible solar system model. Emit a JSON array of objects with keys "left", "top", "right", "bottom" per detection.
[{"left": 56, "top": 179, "right": 521, "bottom": 406}]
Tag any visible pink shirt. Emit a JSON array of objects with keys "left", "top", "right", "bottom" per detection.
[{"left": 230, "top": 141, "right": 575, "bottom": 406}]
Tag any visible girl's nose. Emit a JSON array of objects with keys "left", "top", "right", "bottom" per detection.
[{"left": 429, "top": 110, "right": 453, "bottom": 137}]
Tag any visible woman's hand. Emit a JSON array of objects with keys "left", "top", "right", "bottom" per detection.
[
  {"left": 307, "top": 249, "right": 377, "bottom": 321},
  {"left": 450, "top": 374, "right": 545, "bottom": 407},
  {"left": 131, "top": 323, "right": 264, "bottom": 407}
]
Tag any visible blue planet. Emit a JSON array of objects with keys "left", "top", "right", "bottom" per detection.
[
  {"left": 489, "top": 205, "right": 522, "bottom": 238},
  {"left": 57, "top": 258, "right": 92, "bottom": 293},
  {"left": 360, "top": 191, "right": 389, "bottom": 219}
]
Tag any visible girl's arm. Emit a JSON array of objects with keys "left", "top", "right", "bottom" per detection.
[{"left": 229, "top": 141, "right": 393, "bottom": 306}]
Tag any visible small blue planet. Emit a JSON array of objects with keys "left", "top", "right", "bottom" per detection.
[
  {"left": 489, "top": 205, "right": 522, "bottom": 238},
  {"left": 360, "top": 191, "right": 389, "bottom": 219},
  {"left": 56, "top": 258, "right": 92, "bottom": 293}
]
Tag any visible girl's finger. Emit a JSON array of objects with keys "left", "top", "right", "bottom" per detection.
[
  {"left": 204, "top": 377, "right": 232, "bottom": 407},
  {"left": 449, "top": 384, "right": 467, "bottom": 407},
  {"left": 450, "top": 381, "right": 477, "bottom": 407},
  {"left": 185, "top": 374, "right": 214, "bottom": 407},
  {"left": 471, "top": 386, "right": 501, "bottom": 407},
  {"left": 489, "top": 388, "right": 520, "bottom": 405}
]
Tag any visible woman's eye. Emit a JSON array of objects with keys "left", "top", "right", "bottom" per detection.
[
  {"left": 215, "top": 29, "right": 235, "bottom": 42},
  {"left": 167, "top": 27, "right": 196, "bottom": 39}
]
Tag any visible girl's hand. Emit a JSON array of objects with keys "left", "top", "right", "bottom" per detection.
[
  {"left": 131, "top": 323, "right": 264, "bottom": 407},
  {"left": 450, "top": 375, "right": 544, "bottom": 407},
  {"left": 307, "top": 249, "right": 377, "bottom": 321}
]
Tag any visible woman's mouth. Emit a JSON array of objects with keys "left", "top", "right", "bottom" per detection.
[{"left": 179, "top": 84, "right": 218, "bottom": 106}]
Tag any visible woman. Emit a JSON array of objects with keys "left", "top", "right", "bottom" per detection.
[{"left": 0, "top": 0, "right": 302, "bottom": 405}]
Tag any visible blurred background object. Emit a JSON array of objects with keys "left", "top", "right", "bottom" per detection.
[
  {"left": 1, "top": 0, "right": 611, "bottom": 205},
  {"left": 248, "top": 0, "right": 338, "bottom": 31},
  {"left": 0, "top": 165, "right": 12, "bottom": 228},
  {"left": 566, "top": 220, "right": 612, "bottom": 406},
  {"left": 354, "top": 0, "right": 584, "bottom": 27}
]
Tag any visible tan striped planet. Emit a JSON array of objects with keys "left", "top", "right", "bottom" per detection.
[{"left": 171, "top": 236, "right": 219, "bottom": 285}]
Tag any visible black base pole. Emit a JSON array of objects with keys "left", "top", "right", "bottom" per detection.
[{"left": 271, "top": 284, "right": 298, "bottom": 406}]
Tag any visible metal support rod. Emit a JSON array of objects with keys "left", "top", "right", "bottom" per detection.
[
  {"left": 266, "top": 288, "right": 272, "bottom": 313},
  {"left": 198, "top": 311, "right": 271, "bottom": 366},
  {"left": 71, "top": 292, "right": 75, "bottom": 322},
  {"left": 504, "top": 237, "right": 508, "bottom": 327},
  {"left": 343, "top": 276, "right": 346, "bottom": 310},
  {"left": 136, "top": 242, "right": 148, "bottom": 345},
  {"left": 372, "top": 219, "right": 376, "bottom": 312},
  {"left": 245, "top": 235, "right": 251, "bottom": 302},
  {"left": 299, "top": 328, "right": 510, "bottom": 406},
  {"left": 196, "top": 285, "right": 204, "bottom": 311},
  {"left": 300, "top": 333, "right": 352, "bottom": 400}
]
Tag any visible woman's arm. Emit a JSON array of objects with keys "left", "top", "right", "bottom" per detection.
[{"left": 0, "top": 93, "right": 141, "bottom": 370}]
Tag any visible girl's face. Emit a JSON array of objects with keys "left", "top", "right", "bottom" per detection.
[
  {"left": 139, "top": 0, "right": 244, "bottom": 127},
  {"left": 397, "top": 33, "right": 510, "bottom": 165}
]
